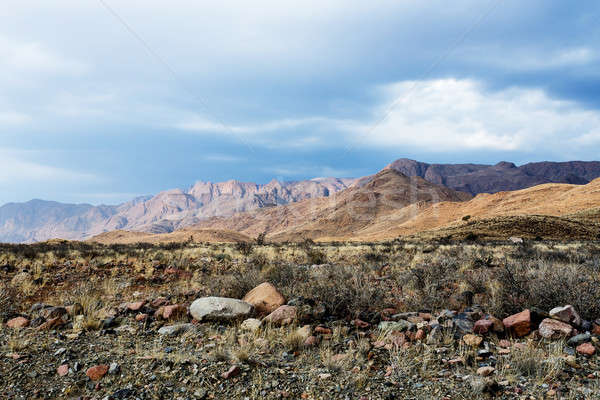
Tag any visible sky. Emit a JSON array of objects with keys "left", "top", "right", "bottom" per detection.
[{"left": 1, "top": 0, "right": 599, "bottom": 205}]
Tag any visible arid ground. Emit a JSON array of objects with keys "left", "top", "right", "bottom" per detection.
[{"left": 1, "top": 238, "right": 600, "bottom": 399}]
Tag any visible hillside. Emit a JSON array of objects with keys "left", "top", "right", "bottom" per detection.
[
  {"left": 355, "top": 177, "right": 600, "bottom": 241},
  {"left": 386, "top": 159, "right": 600, "bottom": 195},
  {"left": 187, "top": 169, "right": 470, "bottom": 241},
  {"left": 0, "top": 177, "right": 355, "bottom": 243}
]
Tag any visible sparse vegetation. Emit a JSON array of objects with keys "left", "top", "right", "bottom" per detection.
[{"left": 1, "top": 239, "right": 600, "bottom": 398}]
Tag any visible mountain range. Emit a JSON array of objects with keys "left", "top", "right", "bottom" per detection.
[
  {"left": 2, "top": 158, "right": 600, "bottom": 243},
  {"left": 0, "top": 178, "right": 355, "bottom": 243}
]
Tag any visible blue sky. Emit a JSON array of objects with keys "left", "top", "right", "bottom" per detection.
[{"left": 1, "top": 0, "right": 599, "bottom": 205}]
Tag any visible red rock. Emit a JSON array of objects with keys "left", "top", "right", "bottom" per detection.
[
  {"left": 242, "top": 282, "right": 286, "bottom": 315},
  {"left": 474, "top": 319, "right": 494, "bottom": 334},
  {"left": 373, "top": 340, "right": 386, "bottom": 348},
  {"left": 36, "top": 316, "right": 65, "bottom": 331},
  {"left": 353, "top": 319, "right": 370, "bottom": 329},
  {"left": 418, "top": 313, "right": 432, "bottom": 321},
  {"left": 135, "top": 313, "right": 148, "bottom": 322},
  {"left": 263, "top": 305, "right": 297, "bottom": 325},
  {"left": 221, "top": 365, "right": 240, "bottom": 379},
  {"left": 538, "top": 318, "right": 574, "bottom": 339},
  {"left": 86, "top": 364, "right": 109, "bottom": 381},
  {"left": 331, "top": 354, "right": 347, "bottom": 363},
  {"left": 315, "top": 326, "right": 332, "bottom": 335},
  {"left": 415, "top": 329, "right": 425, "bottom": 341},
  {"left": 6, "top": 317, "right": 29, "bottom": 328},
  {"left": 126, "top": 301, "right": 146, "bottom": 311},
  {"left": 151, "top": 297, "right": 169, "bottom": 308},
  {"left": 57, "top": 364, "right": 69, "bottom": 376},
  {"left": 593, "top": 324, "right": 600, "bottom": 335},
  {"left": 503, "top": 310, "right": 531, "bottom": 337},
  {"left": 498, "top": 339, "right": 511, "bottom": 348},
  {"left": 577, "top": 342, "right": 596, "bottom": 356},
  {"left": 162, "top": 304, "right": 187, "bottom": 320},
  {"left": 304, "top": 336, "right": 319, "bottom": 347}
]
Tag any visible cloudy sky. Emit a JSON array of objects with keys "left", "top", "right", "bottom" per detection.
[{"left": 1, "top": 0, "right": 599, "bottom": 205}]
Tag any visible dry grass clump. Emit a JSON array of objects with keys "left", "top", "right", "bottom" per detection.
[{"left": 498, "top": 341, "right": 564, "bottom": 382}]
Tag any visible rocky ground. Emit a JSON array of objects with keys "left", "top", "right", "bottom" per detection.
[{"left": 1, "top": 240, "right": 600, "bottom": 399}]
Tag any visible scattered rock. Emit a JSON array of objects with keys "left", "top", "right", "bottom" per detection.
[
  {"left": 378, "top": 320, "right": 414, "bottom": 332},
  {"left": 304, "top": 336, "right": 319, "bottom": 347},
  {"left": 108, "top": 362, "right": 120, "bottom": 374},
  {"left": 576, "top": 342, "right": 596, "bottom": 356},
  {"left": 162, "top": 304, "right": 187, "bottom": 320},
  {"left": 221, "top": 365, "right": 240, "bottom": 379},
  {"left": 242, "top": 282, "right": 286, "bottom": 314},
  {"left": 549, "top": 305, "right": 582, "bottom": 327},
  {"left": 263, "top": 305, "right": 297, "bottom": 325},
  {"left": 473, "top": 319, "right": 493, "bottom": 334},
  {"left": 353, "top": 319, "right": 370, "bottom": 329},
  {"left": 135, "top": 313, "right": 148, "bottom": 322},
  {"left": 86, "top": 364, "right": 109, "bottom": 381},
  {"left": 189, "top": 297, "right": 253, "bottom": 321},
  {"left": 126, "top": 301, "right": 146, "bottom": 312},
  {"left": 240, "top": 318, "right": 262, "bottom": 332},
  {"left": 463, "top": 334, "right": 483, "bottom": 347},
  {"left": 538, "top": 318, "right": 574, "bottom": 339},
  {"left": 568, "top": 333, "right": 591, "bottom": 347},
  {"left": 40, "top": 306, "right": 67, "bottom": 320},
  {"left": 477, "top": 366, "right": 495, "bottom": 376},
  {"left": 158, "top": 323, "right": 196, "bottom": 336},
  {"left": 452, "top": 318, "right": 474, "bottom": 335},
  {"left": 503, "top": 310, "right": 531, "bottom": 337},
  {"left": 36, "top": 316, "right": 65, "bottom": 331},
  {"left": 57, "top": 364, "right": 69, "bottom": 377},
  {"left": 6, "top": 317, "right": 29, "bottom": 328},
  {"left": 315, "top": 326, "right": 332, "bottom": 335}
]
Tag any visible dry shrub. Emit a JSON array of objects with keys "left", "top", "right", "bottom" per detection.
[
  {"left": 0, "top": 283, "right": 23, "bottom": 322},
  {"left": 493, "top": 260, "right": 600, "bottom": 319},
  {"left": 304, "top": 265, "right": 387, "bottom": 319}
]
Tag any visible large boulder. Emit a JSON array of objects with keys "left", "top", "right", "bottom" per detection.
[
  {"left": 242, "top": 282, "right": 286, "bottom": 315},
  {"left": 503, "top": 310, "right": 531, "bottom": 337},
  {"left": 189, "top": 297, "right": 253, "bottom": 321},
  {"left": 538, "top": 318, "right": 574, "bottom": 339}
]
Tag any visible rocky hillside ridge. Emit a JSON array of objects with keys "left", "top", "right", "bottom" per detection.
[
  {"left": 385, "top": 159, "right": 600, "bottom": 195},
  {"left": 0, "top": 177, "right": 355, "bottom": 243},
  {"left": 181, "top": 169, "right": 471, "bottom": 242}
]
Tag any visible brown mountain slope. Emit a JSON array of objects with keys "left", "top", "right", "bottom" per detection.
[
  {"left": 190, "top": 169, "right": 470, "bottom": 241},
  {"left": 89, "top": 228, "right": 252, "bottom": 245},
  {"left": 411, "top": 215, "right": 600, "bottom": 241},
  {"left": 90, "top": 177, "right": 600, "bottom": 244},
  {"left": 354, "top": 178, "right": 600, "bottom": 240}
]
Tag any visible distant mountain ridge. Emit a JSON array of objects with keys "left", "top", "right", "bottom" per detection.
[
  {"left": 3, "top": 158, "right": 600, "bottom": 243},
  {"left": 0, "top": 177, "right": 355, "bottom": 243},
  {"left": 385, "top": 159, "right": 600, "bottom": 195}
]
